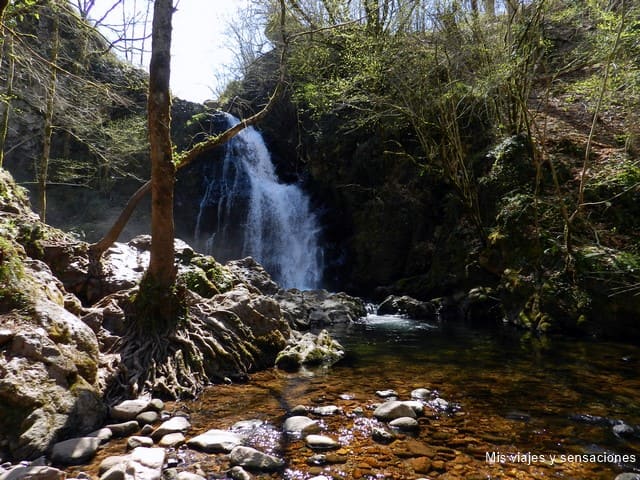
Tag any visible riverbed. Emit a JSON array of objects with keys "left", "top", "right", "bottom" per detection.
[{"left": 76, "top": 314, "right": 640, "bottom": 479}]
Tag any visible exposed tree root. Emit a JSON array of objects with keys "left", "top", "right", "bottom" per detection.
[{"left": 103, "top": 292, "right": 261, "bottom": 404}]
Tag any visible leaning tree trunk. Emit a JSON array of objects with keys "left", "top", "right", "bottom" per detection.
[{"left": 143, "top": 0, "right": 176, "bottom": 317}]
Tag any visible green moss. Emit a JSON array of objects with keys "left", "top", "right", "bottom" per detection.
[
  {"left": 178, "top": 268, "right": 219, "bottom": 298},
  {"left": 0, "top": 237, "right": 28, "bottom": 311}
]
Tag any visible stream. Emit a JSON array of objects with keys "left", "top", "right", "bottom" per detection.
[{"left": 77, "top": 313, "right": 640, "bottom": 479}]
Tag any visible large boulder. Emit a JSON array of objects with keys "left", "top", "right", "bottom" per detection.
[
  {"left": 275, "top": 330, "right": 344, "bottom": 371},
  {"left": 275, "top": 289, "right": 366, "bottom": 329},
  {"left": 377, "top": 295, "right": 437, "bottom": 321}
]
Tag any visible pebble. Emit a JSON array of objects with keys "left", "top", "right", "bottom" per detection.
[
  {"left": 110, "top": 399, "right": 150, "bottom": 421},
  {"left": 310, "top": 405, "right": 341, "bottom": 416},
  {"left": 372, "top": 427, "right": 395, "bottom": 444},
  {"left": 105, "top": 420, "right": 140, "bottom": 438},
  {"left": 229, "top": 446, "right": 285, "bottom": 471},
  {"left": 151, "top": 417, "right": 191, "bottom": 441},
  {"left": 373, "top": 401, "right": 417, "bottom": 421},
  {"left": 290, "top": 405, "right": 308, "bottom": 415},
  {"left": 127, "top": 436, "right": 154, "bottom": 450},
  {"left": 282, "top": 416, "right": 321, "bottom": 436},
  {"left": 389, "top": 417, "right": 420, "bottom": 431},
  {"left": 615, "top": 474, "right": 640, "bottom": 480},
  {"left": 148, "top": 399, "right": 164, "bottom": 412},
  {"left": 187, "top": 430, "right": 244, "bottom": 453},
  {"left": 231, "top": 419, "right": 265, "bottom": 431},
  {"left": 87, "top": 428, "right": 113, "bottom": 444},
  {"left": 410, "top": 388, "right": 431, "bottom": 400},
  {"left": 376, "top": 389, "right": 398, "bottom": 398},
  {"left": 158, "top": 433, "right": 185, "bottom": 448},
  {"left": 613, "top": 422, "right": 636, "bottom": 438},
  {"left": 305, "top": 434, "right": 340, "bottom": 450},
  {"left": 176, "top": 472, "right": 206, "bottom": 480},
  {"left": 227, "top": 466, "right": 252, "bottom": 480},
  {"left": 98, "top": 456, "right": 128, "bottom": 475},
  {"left": 136, "top": 411, "right": 160, "bottom": 425}
]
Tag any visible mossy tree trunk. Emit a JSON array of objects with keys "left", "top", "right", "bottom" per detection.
[{"left": 140, "top": 0, "right": 177, "bottom": 327}]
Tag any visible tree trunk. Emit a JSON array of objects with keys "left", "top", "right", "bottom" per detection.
[
  {"left": 39, "top": 6, "right": 60, "bottom": 222},
  {"left": 0, "top": 33, "right": 14, "bottom": 168},
  {"left": 145, "top": 0, "right": 176, "bottom": 293}
]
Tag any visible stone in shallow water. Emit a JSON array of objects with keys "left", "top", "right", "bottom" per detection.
[
  {"left": 371, "top": 427, "right": 395, "bottom": 444},
  {"left": 159, "top": 433, "right": 185, "bottom": 448},
  {"left": 105, "top": 420, "right": 139, "bottom": 438},
  {"left": 176, "top": 472, "right": 206, "bottom": 480},
  {"left": 151, "top": 417, "right": 191, "bottom": 440},
  {"left": 227, "top": 466, "right": 252, "bottom": 480},
  {"left": 51, "top": 437, "right": 101, "bottom": 465},
  {"left": 615, "top": 474, "right": 640, "bottom": 480},
  {"left": 229, "top": 446, "right": 285, "bottom": 471},
  {"left": 127, "top": 436, "right": 153, "bottom": 450},
  {"left": 0, "top": 465, "right": 65, "bottom": 480},
  {"left": 373, "top": 401, "right": 417, "bottom": 421},
  {"left": 410, "top": 388, "right": 431, "bottom": 400},
  {"left": 87, "top": 428, "right": 113, "bottom": 444},
  {"left": 282, "top": 416, "right": 320, "bottom": 435},
  {"left": 305, "top": 434, "right": 339, "bottom": 450},
  {"left": 389, "top": 417, "right": 420, "bottom": 431},
  {"left": 187, "top": 430, "right": 244, "bottom": 453},
  {"left": 613, "top": 422, "right": 636, "bottom": 438},
  {"left": 376, "top": 389, "right": 398, "bottom": 398},
  {"left": 99, "top": 456, "right": 127, "bottom": 475},
  {"left": 110, "top": 399, "right": 150, "bottom": 421},
  {"left": 310, "top": 405, "right": 341, "bottom": 416},
  {"left": 127, "top": 447, "right": 165, "bottom": 480}
]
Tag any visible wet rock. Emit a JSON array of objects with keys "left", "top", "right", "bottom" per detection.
[
  {"left": 0, "top": 465, "right": 65, "bottom": 480},
  {"left": 231, "top": 419, "right": 265, "bottom": 432},
  {"left": 410, "top": 388, "right": 431, "bottom": 400},
  {"left": 401, "top": 400, "right": 424, "bottom": 415},
  {"left": 158, "top": 433, "right": 185, "bottom": 448},
  {"left": 389, "top": 417, "right": 420, "bottom": 431},
  {"left": 99, "top": 456, "right": 127, "bottom": 475},
  {"left": 148, "top": 399, "right": 164, "bottom": 412},
  {"left": 308, "top": 476, "right": 332, "bottom": 480},
  {"left": 100, "top": 465, "right": 125, "bottom": 480},
  {"left": 376, "top": 390, "right": 398, "bottom": 398},
  {"left": 126, "top": 447, "right": 165, "bottom": 480},
  {"left": 373, "top": 401, "right": 417, "bottom": 421},
  {"left": 187, "top": 430, "right": 244, "bottom": 453},
  {"left": 105, "top": 421, "right": 139, "bottom": 438},
  {"left": 282, "top": 416, "right": 320, "bottom": 436},
  {"left": 305, "top": 435, "right": 339, "bottom": 450},
  {"left": 377, "top": 295, "right": 436, "bottom": 320},
  {"left": 136, "top": 411, "right": 160, "bottom": 425},
  {"left": 275, "top": 330, "right": 344, "bottom": 370},
  {"left": 110, "top": 399, "right": 150, "bottom": 421},
  {"left": 50, "top": 437, "right": 101, "bottom": 465},
  {"left": 227, "top": 466, "right": 252, "bottom": 480},
  {"left": 307, "top": 454, "right": 327, "bottom": 466},
  {"left": 568, "top": 414, "right": 613, "bottom": 426},
  {"left": 275, "top": 289, "right": 366, "bottom": 329},
  {"left": 229, "top": 446, "right": 285, "bottom": 471},
  {"left": 127, "top": 437, "right": 154, "bottom": 450},
  {"left": 371, "top": 427, "right": 395, "bottom": 444},
  {"left": 151, "top": 417, "right": 191, "bottom": 441},
  {"left": 290, "top": 405, "right": 308, "bottom": 415},
  {"left": 613, "top": 422, "right": 636, "bottom": 438},
  {"left": 88, "top": 428, "right": 113, "bottom": 444},
  {"left": 406, "top": 456, "right": 432, "bottom": 474},
  {"left": 310, "top": 405, "right": 341, "bottom": 416},
  {"left": 140, "top": 425, "right": 154, "bottom": 436},
  {"left": 615, "top": 474, "right": 640, "bottom": 480}
]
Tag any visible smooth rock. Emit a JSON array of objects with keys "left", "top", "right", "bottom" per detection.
[
  {"left": 615, "top": 474, "right": 640, "bottom": 480},
  {"left": 373, "top": 401, "right": 417, "bottom": 421},
  {"left": 371, "top": 427, "right": 395, "bottom": 444},
  {"left": 290, "top": 405, "right": 308, "bottom": 415},
  {"left": 136, "top": 411, "right": 160, "bottom": 425},
  {"left": 401, "top": 400, "right": 424, "bottom": 415},
  {"left": 187, "top": 430, "right": 244, "bottom": 453},
  {"left": 389, "top": 417, "right": 420, "bottom": 431},
  {"left": 305, "top": 435, "right": 339, "bottom": 450},
  {"left": 308, "top": 476, "right": 332, "bottom": 480},
  {"left": 227, "top": 466, "right": 252, "bottom": 480},
  {"left": 0, "top": 466, "right": 65, "bottom": 480},
  {"left": 282, "top": 416, "right": 320, "bottom": 436},
  {"left": 87, "top": 428, "right": 113, "bottom": 444},
  {"left": 99, "top": 456, "right": 128, "bottom": 475},
  {"left": 140, "top": 425, "right": 154, "bottom": 436},
  {"left": 613, "top": 422, "right": 636, "bottom": 438},
  {"left": 50, "top": 437, "right": 101, "bottom": 465},
  {"left": 126, "top": 447, "right": 165, "bottom": 480},
  {"left": 275, "top": 330, "right": 344, "bottom": 370},
  {"left": 148, "top": 399, "right": 164, "bottom": 412},
  {"left": 376, "top": 390, "right": 398, "bottom": 398},
  {"left": 229, "top": 446, "right": 285, "bottom": 471},
  {"left": 158, "top": 433, "right": 185, "bottom": 448},
  {"left": 100, "top": 465, "right": 126, "bottom": 480},
  {"left": 127, "top": 436, "right": 153, "bottom": 450},
  {"left": 110, "top": 399, "right": 150, "bottom": 421},
  {"left": 231, "top": 419, "right": 265, "bottom": 431},
  {"left": 310, "top": 405, "right": 341, "bottom": 416},
  {"left": 105, "top": 421, "right": 139, "bottom": 438},
  {"left": 151, "top": 417, "right": 191, "bottom": 440},
  {"left": 410, "top": 388, "right": 431, "bottom": 400}
]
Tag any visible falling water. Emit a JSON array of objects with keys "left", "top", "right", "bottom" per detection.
[{"left": 194, "top": 113, "right": 323, "bottom": 290}]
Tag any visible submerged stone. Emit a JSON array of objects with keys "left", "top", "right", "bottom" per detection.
[
  {"left": 305, "top": 434, "right": 339, "bottom": 450},
  {"left": 229, "top": 446, "right": 285, "bottom": 471},
  {"left": 373, "top": 401, "right": 417, "bottom": 421},
  {"left": 187, "top": 430, "right": 243, "bottom": 453}
]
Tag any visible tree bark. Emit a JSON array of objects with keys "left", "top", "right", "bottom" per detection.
[
  {"left": 39, "top": 6, "right": 60, "bottom": 222},
  {"left": 146, "top": 0, "right": 176, "bottom": 290},
  {"left": 0, "top": 33, "right": 14, "bottom": 168}
]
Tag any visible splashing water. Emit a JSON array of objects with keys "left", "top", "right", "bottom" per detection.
[{"left": 194, "top": 113, "right": 323, "bottom": 290}]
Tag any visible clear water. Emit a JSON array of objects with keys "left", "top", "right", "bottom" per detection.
[{"left": 194, "top": 113, "right": 323, "bottom": 290}]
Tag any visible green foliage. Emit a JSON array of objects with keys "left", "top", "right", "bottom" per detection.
[
  {"left": 191, "top": 256, "right": 234, "bottom": 293},
  {"left": 0, "top": 236, "right": 27, "bottom": 311}
]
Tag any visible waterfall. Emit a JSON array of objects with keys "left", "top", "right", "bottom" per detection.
[{"left": 194, "top": 113, "right": 323, "bottom": 290}]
